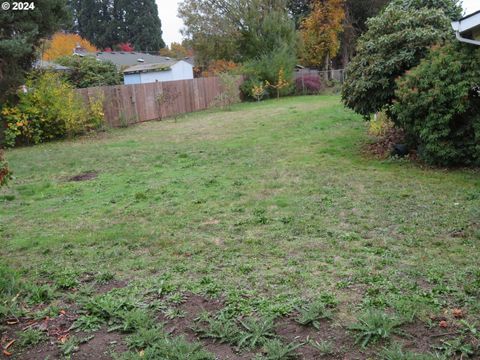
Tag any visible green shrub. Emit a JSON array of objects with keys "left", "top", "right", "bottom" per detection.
[
  {"left": 341, "top": 0, "right": 459, "bottom": 117},
  {"left": 392, "top": 42, "right": 480, "bottom": 166},
  {"left": 1, "top": 72, "right": 104, "bottom": 147},
  {"left": 241, "top": 45, "right": 295, "bottom": 100},
  {"left": 56, "top": 56, "right": 122, "bottom": 88}
]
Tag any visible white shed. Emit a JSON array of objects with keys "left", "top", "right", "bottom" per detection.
[{"left": 123, "top": 60, "right": 194, "bottom": 85}]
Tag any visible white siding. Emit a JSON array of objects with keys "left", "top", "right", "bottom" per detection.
[{"left": 123, "top": 60, "right": 194, "bottom": 85}]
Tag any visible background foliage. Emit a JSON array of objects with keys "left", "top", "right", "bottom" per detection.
[
  {"left": 56, "top": 56, "right": 122, "bottom": 88},
  {"left": 0, "top": 0, "right": 69, "bottom": 103},
  {"left": 43, "top": 33, "right": 97, "bottom": 61}
]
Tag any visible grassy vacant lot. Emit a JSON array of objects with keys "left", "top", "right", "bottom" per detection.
[{"left": 1, "top": 95, "right": 479, "bottom": 359}]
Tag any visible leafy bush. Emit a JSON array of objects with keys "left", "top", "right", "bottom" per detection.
[
  {"left": 241, "top": 45, "right": 295, "bottom": 100},
  {"left": 392, "top": 42, "right": 480, "bottom": 166},
  {"left": 341, "top": 0, "right": 459, "bottom": 117},
  {"left": 295, "top": 74, "right": 324, "bottom": 95},
  {"left": 56, "top": 56, "right": 122, "bottom": 88},
  {"left": 211, "top": 73, "right": 241, "bottom": 110},
  {"left": 1, "top": 72, "right": 104, "bottom": 147}
]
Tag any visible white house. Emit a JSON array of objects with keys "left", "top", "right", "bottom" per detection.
[
  {"left": 72, "top": 49, "right": 195, "bottom": 84},
  {"left": 123, "top": 59, "right": 194, "bottom": 85},
  {"left": 451, "top": 10, "right": 480, "bottom": 45}
]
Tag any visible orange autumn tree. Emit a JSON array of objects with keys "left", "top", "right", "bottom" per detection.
[
  {"left": 201, "top": 60, "right": 238, "bottom": 77},
  {"left": 300, "top": 0, "right": 345, "bottom": 68},
  {"left": 43, "top": 33, "right": 97, "bottom": 61}
]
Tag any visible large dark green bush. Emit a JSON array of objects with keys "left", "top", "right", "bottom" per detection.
[
  {"left": 341, "top": 0, "right": 460, "bottom": 117},
  {"left": 392, "top": 42, "right": 480, "bottom": 166},
  {"left": 56, "top": 56, "right": 122, "bottom": 88}
]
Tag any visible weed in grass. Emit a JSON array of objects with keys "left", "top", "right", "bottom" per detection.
[
  {"left": 296, "top": 298, "right": 335, "bottom": 329},
  {"left": 309, "top": 339, "right": 334, "bottom": 356},
  {"left": 55, "top": 271, "right": 79, "bottom": 290},
  {"left": 166, "top": 292, "right": 186, "bottom": 305},
  {"left": 24, "top": 283, "right": 55, "bottom": 305},
  {"left": 73, "top": 314, "right": 103, "bottom": 332},
  {"left": 380, "top": 343, "right": 443, "bottom": 360},
  {"left": 435, "top": 337, "right": 475, "bottom": 358},
  {"left": 163, "top": 307, "right": 186, "bottom": 320},
  {"left": 126, "top": 325, "right": 165, "bottom": 350},
  {"left": 349, "top": 310, "right": 404, "bottom": 348},
  {"left": 256, "top": 338, "right": 303, "bottom": 359},
  {"left": 238, "top": 317, "right": 276, "bottom": 349},
  {"left": 18, "top": 329, "right": 46, "bottom": 347},
  {"left": 115, "top": 308, "right": 155, "bottom": 333},
  {"left": 194, "top": 313, "right": 241, "bottom": 345},
  {"left": 95, "top": 271, "right": 115, "bottom": 284},
  {"left": 33, "top": 305, "right": 60, "bottom": 320},
  {"left": 59, "top": 335, "right": 80, "bottom": 356},
  {"left": 120, "top": 336, "right": 215, "bottom": 360},
  {"left": 83, "top": 292, "right": 136, "bottom": 321}
]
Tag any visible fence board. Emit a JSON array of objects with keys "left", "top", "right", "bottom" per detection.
[{"left": 76, "top": 76, "right": 242, "bottom": 127}]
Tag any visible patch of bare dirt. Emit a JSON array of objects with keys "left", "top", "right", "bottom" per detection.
[{"left": 69, "top": 171, "right": 98, "bottom": 182}]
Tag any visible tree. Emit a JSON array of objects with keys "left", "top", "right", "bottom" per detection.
[
  {"left": 287, "top": 0, "right": 313, "bottom": 27},
  {"left": 178, "top": 0, "right": 296, "bottom": 66},
  {"left": 0, "top": 0, "right": 69, "bottom": 102},
  {"left": 299, "top": 0, "right": 345, "bottom": 68},
  {"left": 338, "top": 0, "right": 389, "bottom": 66},
  {"left": 159, "top": 42, "right": 192, "bottom": 59},
  {"left": 392, "top": 42, "right": 480, "bottom": 166},
  {"left": 341, "top": 0, "right": 461, "bottom": 118},
  {"left": 43, "top": 33, "right": 97, "bottom": 61},
  {"left": 69, "top": 0, "right": 165, "bottom": 51},
  {"left": 55, "top": 56, "right": 122, "bottom": 88}
]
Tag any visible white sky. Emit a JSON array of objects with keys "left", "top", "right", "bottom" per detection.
[{"left": 157, "top": 0, "right": 480, "bottom": 47}]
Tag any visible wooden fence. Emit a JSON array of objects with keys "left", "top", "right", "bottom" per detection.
[{"left": 76, "top": 76, "right": 241, "bottom": 127}]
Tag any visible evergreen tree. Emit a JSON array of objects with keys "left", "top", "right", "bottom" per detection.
[
  {"left": 70, "top": 0, "right": 165, "bottom": 51},
  {"left": 0, "top": 0, "right": 69, "bottom": 102}
]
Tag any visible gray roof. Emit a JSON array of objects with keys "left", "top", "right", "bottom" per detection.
[
  {"left": 76, "top": 50, "right": 193, "bottom": 69},
  {"left": 123, "top": 63, "right": 174, "bottom": 74},
  {"left": 33, "top": 60, "right": 71, "bottom": 72}
]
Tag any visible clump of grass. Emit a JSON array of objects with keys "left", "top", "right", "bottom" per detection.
[
  {"left": 349, "top": 310, "right": 404, "bottom": 348},
  {"left": 126, "top": 325, "right": 165, "bottom": 350},
  {"left": 255, "top": 339, "right": 303, "bottom": 359},
  {"left": 381, "top": 343, "right": 441, "bottom": 360},
  {"left": 309, "top": 339, "right": 334, "bottom": 356},
  {"left": 73, "top": 314, "right": 103, "bottom": 332},
  {"left": 238, "top": 317, "right": 276, "bottom": 349},
  {"left": 120, "top": 335, "right": 215, "bottom": 360},
  {"left": 18, "top": 329, "right": 46, "bottom": 347},
  {"left": 194, "top": 312, "right": 241, "bottom": 345},
  {"left": 115, "top": 308, "right": 155, "bottom": 333},
  {"left": 295, "top": 295, "right": 337, "bottom": 329}
]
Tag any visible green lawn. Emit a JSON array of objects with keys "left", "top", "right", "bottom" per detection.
[{"left": 1, "top": 95, "right": 480, "bottom": 359}]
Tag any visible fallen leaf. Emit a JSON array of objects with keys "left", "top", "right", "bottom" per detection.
[
  {"left": 452, "top": 309, "right": 464, "bottom": 319},
  {"left": 4, "top": 339, "right": 15, "bottom": 350},
  {"left": 439, "top": 320, "right": 448, "bottom": 328},
  {"left": 60, "top": 310, "right": 66, "bottom": 315},
  {"left": 2, "top": 350, "right": 12, "bottom": 356},
  {"left": 6, "top": 320, "right": 18, "bottom": 325}
]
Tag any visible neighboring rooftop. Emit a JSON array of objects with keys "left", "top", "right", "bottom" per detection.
[
  {"left": 74, "top": 49, "right": 193, "bottom": 68},
  {"left": 33, "top": 60, "right": 71, "bottom": 72},
  {"left": 123, "top": 63, "right": 173, "bottom": 74}
]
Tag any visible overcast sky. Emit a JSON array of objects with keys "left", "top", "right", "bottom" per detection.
[{"left": 157, "top": 0, "right": 480, "bottom": 47}]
